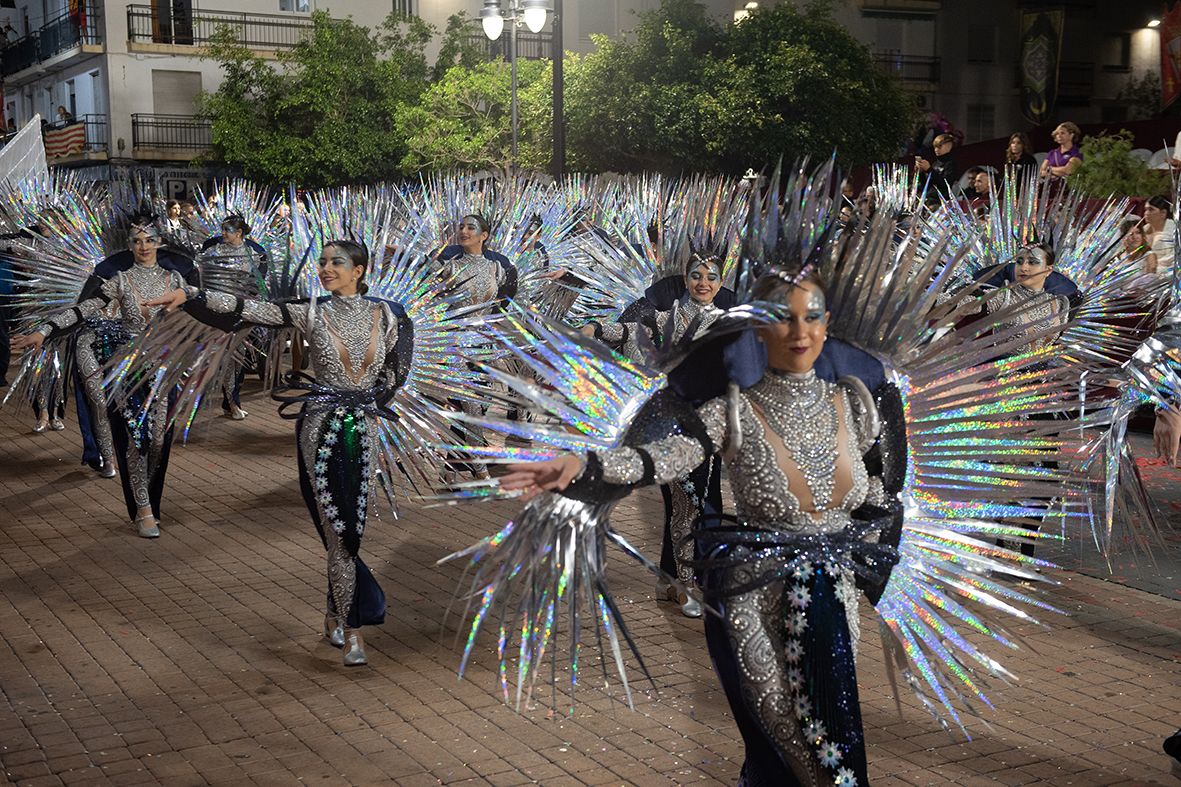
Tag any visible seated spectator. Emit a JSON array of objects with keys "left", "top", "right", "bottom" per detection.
[
  {"left": 1143, "top": 195, "right": 1176, "bottom": 279},
  {"left": 961, "top": 167, "right": 983, "bottom": 200},
  {"left": 1005, "top": 132, "right": 1038, "bottom": 178},
  {"left": 972, "top": 169, "right": 993, "bottom": 204},
  {"left": 1040, "top": 122, "right": 1083, "bottom": 180},
  {"left": 1120, "top": 217, "right": 1153, "bottom": 274},
  {"left": 915, "top": 133, "right": 958, "bottom": 194}
]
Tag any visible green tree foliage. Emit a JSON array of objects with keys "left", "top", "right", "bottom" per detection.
[
  {"left": 395, "top": 59, "right": 553, "bottom": 172},
  {"left": 1068, "top": 129, "right": 1170, "bottom": 198},
  {"left": 564, "top": 0, "right": 915, "bottom": 172},
  {"left": 199, "top": 11, "right": 433, "bottom": 186}
]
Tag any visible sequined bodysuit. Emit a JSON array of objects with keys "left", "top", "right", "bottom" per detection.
[
  {"left": 587, "top": 369, "right": 882, "bottom": 786},
  {"left": 192, "top": 290, "right": 404, "bottom": 626},
  {"left": 987, "top": 283, "right": 1069, "bottom": 352},
  {"left": 39, "top": 263, "right": 187, "bottom": 514}
]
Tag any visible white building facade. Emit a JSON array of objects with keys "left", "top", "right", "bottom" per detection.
[{"left": 0, "top": 0, "right": 753, "bottom": 186}]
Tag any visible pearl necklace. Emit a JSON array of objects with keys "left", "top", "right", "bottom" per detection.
[{"left": 746, "top": 368, "right": 838, "bottom": 510}]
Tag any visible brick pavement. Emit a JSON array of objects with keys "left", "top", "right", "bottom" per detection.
[{"left": 0, "top": 381, "right": 1178, "bottom": 786}]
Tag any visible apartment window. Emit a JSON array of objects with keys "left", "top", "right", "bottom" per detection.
[
  {"left": 279, "top": 0, "right": 309, "bottom": 11},
  {"left": 392, "top": 0, "right": 415, "bottom": 15},
  {"left": 965, "top": 103, "right": 994, "bottom": 143},
  {"left": 966, "top": 24, "right": 995, "bottom": 64},
  {"left": 152, "top": 70, "right": 202, "bottom": 115},
  {"left": 66, "top": 78, "right": 76, "bottom": 117},
  {"left": 1101, "top": 33, "right": 1131, "bottom": 72}
]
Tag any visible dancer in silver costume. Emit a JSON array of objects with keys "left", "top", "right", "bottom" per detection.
[
  {"left": 196, "top": 214, "right": 269, "bottom": 419},
  {"left": 984, "top": 242, "right": 1070, "bottom": 352},
  {"left": 149, "top": 241, "right": 412, "bottom": 667},
  {"left": 11, "top": 217, "right": 194, "bottom": 538},
  {"left": 502, "top": 269, "right": 887, "bottom": 787},
  {"left": 582, "top": 254, "right": 728, "bottom": 618},
  {"left": 435, "top": 213, "right": 517, "bottom": 480}
]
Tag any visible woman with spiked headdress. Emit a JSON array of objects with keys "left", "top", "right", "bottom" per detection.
[
  {"left": 499, "top": 259, "right": 889, "bottom": 785},
  {"left": 196, "top": 213, "right": 270, "bottom": 420},
  {"left": 11, "top": 213, "right": 198, "bottom": 539},
  {"left": 580, "top": 246, "right": 731, "bottom": 618}
]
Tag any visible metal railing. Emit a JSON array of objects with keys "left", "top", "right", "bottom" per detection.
[
  {"left": 44, "top": 114, "right": 108, "bottom": 158},
  {"left": 873, "top": 53, "right": 941, "bottom": 84},
  {"left": 464, "top": 30, "right": 553, "bottom": 61},
  {"left": 126, "top": 4, "right": 315, "bottom": 49},
  {"left": 0, "top": 4, "right": 103, "bottom": 77},
  {"left": 132, "top": 114, "right": 213, "bottom": 151}
]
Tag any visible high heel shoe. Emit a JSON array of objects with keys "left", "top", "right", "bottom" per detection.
[
  {"left": 49, "top": 418, "right": 65, "bottom": 431},
  {"left": 134, "top": 515, "right": 160, "bottom": 539},
  {"left": 342, "top": 629, "right": 367, "bottom": 666},
  {"left": 323, "top": 615, "right": 345, "bottom": 648},
  {"left": 32, "top": 420, "right": 48, "bottom": 433}
]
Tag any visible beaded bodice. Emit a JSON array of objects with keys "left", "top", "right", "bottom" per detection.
[
  {"left": 196, "top": 291, "right": 398, "bottom": 391},
  {"left": 665, "top": 298, "right": 722, "bottom": 345},
  {"left": 198, "top": 242, "right": 264, "bottom": 297},
  {"left": 43, "top": 263, "right": 184, "bottom": 337},
  {"left": 593, "top": 369, "right": 877, "bottom": 534},
  {"left": 988, "top": 283, "right": 1068, "bottom": 351},
  {"left": 307, "top": 295, "right": 391, "bottom": 390},
  {"left": 725, "top": 371, "right": 870, "bottom": 532},
  {"left": 441, "top": 253, "right": 502, "bottom": 310}
]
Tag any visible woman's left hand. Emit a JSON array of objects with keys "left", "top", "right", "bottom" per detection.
[{"left": 499, "top": 455, "right": 583, "bottom": 500}]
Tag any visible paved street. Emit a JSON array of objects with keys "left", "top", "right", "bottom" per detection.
[{"left": 0, "top": 380, "right": 1179, "bottom": 786}]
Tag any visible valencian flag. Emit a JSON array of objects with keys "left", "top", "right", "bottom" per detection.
[
  {"left": 1161, "top": 2, "right": 1181, "bottom": 108},
  {"left": 1019, "top": 10, "right": 1064, "bottom": 125}
]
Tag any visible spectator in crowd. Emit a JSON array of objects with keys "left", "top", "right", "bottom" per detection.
[
  {"left": 1120, "top": 217, "right": 1153, "bottom": 274},
  {"left": 915, "top": 133, "right": 958, "bottom": 194},
  {"left": 972, "top": 169, "right": 993, "bottom": 205},
  {"left": 55, "top": 106, "right": 74, "bottom": 126},
  {"left": 1143, "top": 195, "right": 1176, "bottom": 280},
  {"left": 840, "top": 177, "right": 856, "bottom": 206},
  {"left": 1040, "top": 122, "right": 1084, "bottom": 180},
  {"left": 857, "top": 187, "right": 878, "bottom": 223},
  {"left": 961, "top": 166, "right": 983, "bottom": 200},
  {"left": 1005, "top": 132, "right": 1038, "bottom": 177}
]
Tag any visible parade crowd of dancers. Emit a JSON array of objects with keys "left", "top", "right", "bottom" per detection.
[{"left": 2, "top": 162, "right": 1179, "bottom": 785}]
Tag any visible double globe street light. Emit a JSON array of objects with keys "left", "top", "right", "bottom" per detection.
[{"left": 478, "top": 0, "right": 565, "bottom": 176}]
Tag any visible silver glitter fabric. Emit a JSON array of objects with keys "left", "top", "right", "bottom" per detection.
[
  {"left": 42, "top": 264, "right": 184, "bottom": 337},
  {"left": 987, "top": 284, "right": 1069, "bottom": 352},
  {"left": 197, "top": 242, "right": 266, "bottom": 298},
  {"left": 40, "top": 264, "right": 186, "bottom": 511},
  {"left": 439, "top": 253, "right": 504, "bottom": 313},
  {"left": 200, "top": 291, "right": 399, "bottom": 620},
  {"left": 74, "top": 327, "right": 115, "bottom": 466},
  {"left": 599, "top": 297, "right": 722, "bottom": 362},
  {"left": 592, "top": 369, "right": 879, "bottom": 783}
]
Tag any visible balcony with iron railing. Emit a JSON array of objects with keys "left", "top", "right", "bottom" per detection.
[
  {"left": 126, "top": 5, "right": 315, "bottom": 56},
  {"left": 464, "top": 30, "right": 553, "bottom": 61},
  {"left": 131, "top": 114, "right": 213, "bottom": 161},
  {"left": 43, "top": 114, "right": 109, "bottom": 164},
  {"left": 1, "top": 5, "right": 103, "bottom": 82},
  {"left": 873, "top": 53, "right": 941, "bottom": 86}
]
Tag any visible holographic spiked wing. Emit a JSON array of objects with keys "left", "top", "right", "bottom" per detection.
[
  {"left": 192, "top": 179, "right": 288, "bottom": 262},
  {"left": 438, "top": 305, "right": 671, "bottom": 708},
  {"left": 104, "top": 186, "right": 488, "bottom": 502},
  {"left": 442, "top": 162, "right": 1104, "bottom": 738},
  {"left": 0, "top": 174, "right": 116, "bottom": 412}
]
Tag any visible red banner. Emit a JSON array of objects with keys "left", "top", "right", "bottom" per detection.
[
  {"left": 44, "top": 122, "right": 86, "bottom": 158},
  {"left": 1161, "top": 2, "right": 1181, "bottom": 108}
]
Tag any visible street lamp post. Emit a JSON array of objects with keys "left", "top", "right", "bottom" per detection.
[{"left": 480, "top": 0, "right": 561, "bottom": 173}]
